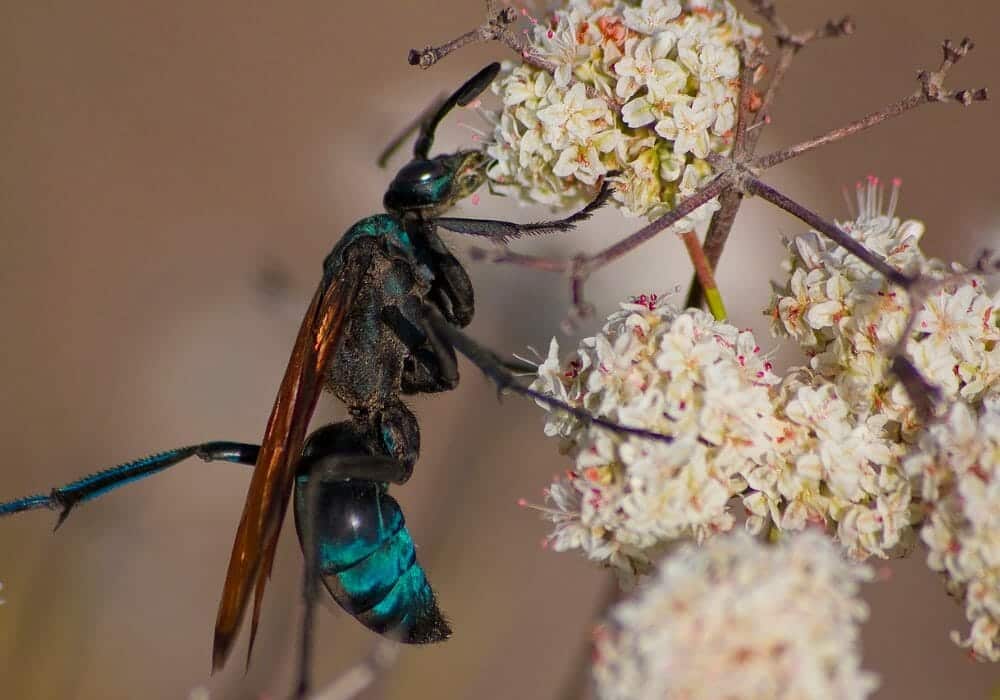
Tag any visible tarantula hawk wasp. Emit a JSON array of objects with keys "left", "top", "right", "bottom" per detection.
[{"left": 0, "top": 63, "right": 674, "bottom": 697}]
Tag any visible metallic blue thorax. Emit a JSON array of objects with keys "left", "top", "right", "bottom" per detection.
[{"left": 325, "top": 214, "right": 432, "bottom": 283}]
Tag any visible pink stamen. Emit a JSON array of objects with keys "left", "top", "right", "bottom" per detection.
[{"left": 888, "top": 177, "right": 901, "bottom": 218}]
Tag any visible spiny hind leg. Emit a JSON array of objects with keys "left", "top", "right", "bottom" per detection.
[{"left": 0, "top": 441, "right": 260, "bottom": 527}]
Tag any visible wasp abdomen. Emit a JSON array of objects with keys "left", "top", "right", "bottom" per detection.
[{"left": 295, "top": 479, "right": 450, "bottom": 644}]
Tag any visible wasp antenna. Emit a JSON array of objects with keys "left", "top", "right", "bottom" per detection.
[
  {"left": 376, "top": 93, "right": 447, "bottom": 169},
  {"left": 414, "top": 63, "right": 501, "bottom": 160}
]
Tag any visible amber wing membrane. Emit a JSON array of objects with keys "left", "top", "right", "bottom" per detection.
[{"left": 212, "top": 268, "right": 361, "bottom": 671}]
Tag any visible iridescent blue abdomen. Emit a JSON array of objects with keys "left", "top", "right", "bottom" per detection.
[{"left": 293, "top": 477, "right": 450, "bottom": 643}]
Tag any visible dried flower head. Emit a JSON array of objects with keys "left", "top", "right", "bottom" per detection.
[
  {"left": 593, "top": 530, "right": 878, "bottom": 700},
  {"left": 486, "top": 0, "right": 761, "bottom": 226}
]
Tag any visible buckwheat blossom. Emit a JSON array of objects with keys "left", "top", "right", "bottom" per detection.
[
  {"left": 904, "top": 402, "right": 1000, "bottom": 661},
  {"left": 760, "top": 369, "right": 913, "bottom": 561},
  {"left": 766, "top": 177, "right": 1000, "bottom": 441},
  {"left": 623, "top": 0, "right": 682, "bottom": 35},
  {"left": 526, "top": 295, "right": 782, "bottom": 580},
  {"left": 527, "top": 290, "right": 920, "bottom": 573},
  {"left": 486, "top": 0, "right": 762, "bottom": 225},
  {"left": 593, "top": 531, "right": 878, "bottom": 700}
]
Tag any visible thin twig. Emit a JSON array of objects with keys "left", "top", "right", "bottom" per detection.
[
  {"left": 753, "top": 38, "right": 987, "bottom": 171},
  {"left": 748, "top": 13, "right": 855, "bottom": 148},
  {"left": 749, "top": 0, "right": 790, "bottom": 37},
  {"left": 743, "top": 175, "right": 913, "bottom": 287},
  {"left": 471, "top": 175, "right": 732, "bottom": 316},
  {"left": 408, "top": 1, "right": 557, "bottom": 73},
  {"left": 732, "top": 42, "right": 768, "bottom": 162},
  {"left": 701, "top": 189, "right": 743, "bottom": 275},
  {"left": 580, "top": 176, "right": 732, "bottom": 272}
]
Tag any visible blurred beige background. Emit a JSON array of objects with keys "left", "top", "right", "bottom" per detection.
[{"left": 0, "top": 1, "right": 997, "bottom": 698}]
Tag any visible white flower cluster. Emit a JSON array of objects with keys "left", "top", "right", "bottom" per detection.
[
  {"left": 763, "top": 181, "right": 1000, "bottom": 656},
  {"left": 529, "top": 293, "right": 914, "bottom": 574},
  {"left": 486, "top": 0, "right": 761, "bottom": 224},
  {"left": 526, "top": 180, "right": 1000, "bottom": 659},
  {"left": 594, "top": 531, "right": 878, "bottom": 700},
  {"left": 751, "top": 368, "right": 912, "bottom": 561},
  {"left": 904, "top": 402, "right": 1000, "bottom": 661},
  {"left": 531, "top": 295, "right": 780, "bottom": 579},
  {"left": 766, "top": 177, "right": 1000, "bottom": 439}
]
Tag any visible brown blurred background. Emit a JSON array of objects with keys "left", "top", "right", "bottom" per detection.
[{"left": 0, "top": 1, "right": 997, "bottom": 698}]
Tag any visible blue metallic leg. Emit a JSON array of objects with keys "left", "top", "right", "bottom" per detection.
[{"left": 0, "top": 441, "right": 260, "bottom": 528}]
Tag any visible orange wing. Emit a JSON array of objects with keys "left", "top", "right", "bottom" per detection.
[{"left": 212, "top": 267, "right": 361, "bottom": 672}]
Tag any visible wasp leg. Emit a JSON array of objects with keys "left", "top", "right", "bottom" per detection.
[
  {"left": 415, "top": 222, "right": 475, "bottom": 326},
  {"left": 0, "top": 441, "right": 260, "bottom": 528},
  {"left": 420, "top": 305, "right": 677, "bottom": 446},
  {"left": 434, "top": 178, "right": 614, "bottom": 242},
  {"left": 383, "top": 299, "right": 459, "bottom": 395},
  {"left": 304, "top": 404, "right": 420, "bottom": 485}
]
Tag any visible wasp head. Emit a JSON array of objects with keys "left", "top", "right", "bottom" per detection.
[{"left": 383, "top": 150, "right": 489, "bottom": 218}]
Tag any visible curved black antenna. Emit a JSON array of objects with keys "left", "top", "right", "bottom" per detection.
[
  {"left": 376, "top": 94, "right": 446, "bottom": 168},
  {"left": 413, "top": 62, "right": 500, "bottom": 160}
]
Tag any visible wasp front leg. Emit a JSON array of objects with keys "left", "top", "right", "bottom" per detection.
[{"left": 434, "top": 177, "right": 615, "bottom": 242}]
